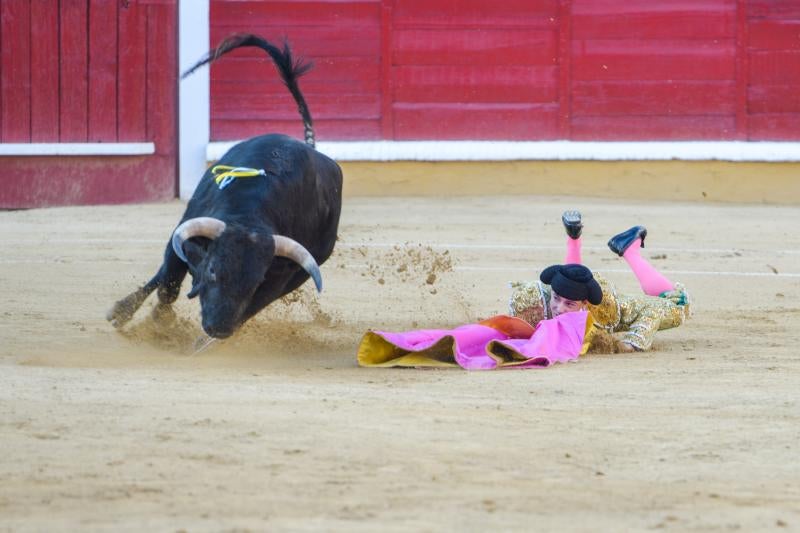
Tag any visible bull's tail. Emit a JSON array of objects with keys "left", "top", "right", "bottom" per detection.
[{"left": 182, "top": 34, "right": 316, "bottom": 148}]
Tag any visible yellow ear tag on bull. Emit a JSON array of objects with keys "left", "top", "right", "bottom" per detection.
[{"left": 211, "top": 165, "right": 267, "bottom": 190}]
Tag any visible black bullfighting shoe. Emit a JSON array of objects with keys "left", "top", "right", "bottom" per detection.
[
  {"left": 562, "top": 210, "right": 583, "bottom": 240},
  {"left": 608, "top": 225, "right": 648, "bottom": 256}
]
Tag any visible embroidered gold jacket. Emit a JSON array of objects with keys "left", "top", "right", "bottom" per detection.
[{"left": 508, "top": 274, "right": 690, "bottom": 351}]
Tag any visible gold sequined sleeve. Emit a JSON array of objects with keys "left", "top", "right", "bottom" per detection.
[
  {"left": 585, "top": 274, "right": 621, "bottom": 331},
  {"left": 508, "top": 280, "right": 550, "bottom": 325}
]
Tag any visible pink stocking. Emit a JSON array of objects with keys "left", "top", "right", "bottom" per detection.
[
  {"left": 565, "top": 237, "right": 582, "bottom": 265},
  {"left": 622, "top": 239, "right": 675, "bottom": 296}
]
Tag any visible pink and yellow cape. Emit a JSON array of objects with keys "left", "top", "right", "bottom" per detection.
[{"left": 357, "top": 311, "right": 593, "bottom": 370}]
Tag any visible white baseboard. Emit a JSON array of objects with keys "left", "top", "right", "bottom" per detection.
[
  {"left": 0, "top": 143, "right": 155, "bottom": 156},
  {"left": 207, "top": 140, "right": 800, "bottom": 163}
]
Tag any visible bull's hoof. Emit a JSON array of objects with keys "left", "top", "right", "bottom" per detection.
[
  {"left": 151, "top": 303, "right": 177, "bottom": 326},
  {"left": 106, "top": 296, "right": 139, "bottom": 328},
  {"left": 192, "top": 335, "right": 217, "bottom": 355}
]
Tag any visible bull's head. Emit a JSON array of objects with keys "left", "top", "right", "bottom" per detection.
[{"left": 171, "top": 217, "right": 322, "bottom": 338}]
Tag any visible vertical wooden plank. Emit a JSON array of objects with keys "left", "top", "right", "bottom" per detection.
[
  {"left": 0, "top": 3, "right": 3, "bottom": 139},
  {"left": 118, "top": 2, "right": 147, "bottom": 141},
  {"left": 88, "top": 0, "right": 118, "bottom": 141},
  {"left": 736, "top": 0, "right": 749, "bottom": 140},
  {"left": 146, "top": 1, "right": 178, "bottom": 192},
  {"left": 1, "top": 0, "right": 32, "bottom": 142},
  {"left": 558, "top": 0, "right": 572, "bottom": 139},
  {"left": 30, "top": 0, "right": 60, "bottom": 142},
  {"left": 380, "top": 0, "right": 394, "bottom": 139},
  {"left": 60, "top": 0, "right": 89, "bottom": 142}
]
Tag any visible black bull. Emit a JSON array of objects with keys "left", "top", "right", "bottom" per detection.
[{"left": 107, "top": 35, "right": 342, "bottom": 339}]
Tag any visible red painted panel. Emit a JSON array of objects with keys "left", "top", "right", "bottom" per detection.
[
  {"left": 749, "top": 85, "right": 800, "bottom": 113},
  {"left": 392, "top": 29, "right": 557, "bottom": 66},
  {"left": 380, "top": 0, "right": 393, "bottom": 138},
  {"left": 748, "top": 113, "right": 800, "bottom": 140},
  {"left": 213, "top": 77, "right": 378, "bottom": 102},
  {"left": 749, "top": 20, "right": 800, "bottom": 50},
  {"left": 211, "top": 57, "right": 380, "bottom": 93},
  {"left": 0, "top": 156, "right": 175, "bottom": 208},
  {"left": 748, "top": 1, "right": 800, "bottom": 19},
  {"left": 206, "top": 0, "right": 800, "bottom": 143},
  {"left": 211, "top": 119, "right": 381, "bottom": 141},
  {"left": 146, "top": 3, "right": 177, "bottom": 163},
  {"left": 118, "top": 4, "right": 148, "bottom": 141},
  {"left": 212, "top": 93, "right": 380, "bottom": 120},
  {"left": 88, "top": 0, "right": 119, "bottom": 141},
  {"left": 749, "top": 50, "right": 800, "bottom": 83},
  {"left": 393, "top": 0, "right": 559, "bottom": 29},
  {"left": 571, "top": 115, "right": 737, "bottom": 140},
  {"left": 211, "top": 1, "right": 380, "bottom": 27},
  {"left": 0, "top": 0, "right": 178, "bottom": 208},
  {"left": 60, "top": 0, "right": 89, "bottom": 142},
  {"left": 558, "top": 0, "right": 571, "bottom": 138},
  {"left": 210, "top": 26, "right": 380, "bottom": 58},
  {"left": 393, "top": 103, "right": 559, "bottom": 140},
  {"left": 736, "top": 0, "right": 748, "bottom": 139},
  {"left": 393, "top": 66, "right": 557, "bottom": 103},
  {"left": 573, "top": 0, "right": 734, "bottom": 13},
  {"left": 572, "top": 81, "right": 737, "bottom": 116},
  {"left": 573, "top": 2, "right": 735, "bottom": 40},
  {"left": 1, "top": 1, "right": 31, "bottom": 142},
  {"left": 572, "top": 40, "right": 736, "bottom": 81},
  {"left": 30, "top": 0, "right": 60, "bottom": 142}
]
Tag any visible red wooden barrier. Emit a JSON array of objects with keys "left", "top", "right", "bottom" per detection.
[
  {"left": 0, "top": 0, "right": 177, "bottom": 208},
  {"left": 747, "top": 4, "right": 800, "bottom": 139},
  {"left": 31, "top": 0, "right": 59, "bottom": 142},
  {"left": 2, "top": 0, "right": 799, "bottom": 208},
  {"left": 209, "top": 0, "right": 800, "bottom": 142}
]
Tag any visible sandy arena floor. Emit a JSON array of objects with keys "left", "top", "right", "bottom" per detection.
[{"left": 1, "top": 195, "right": 799, "bottom": 531}]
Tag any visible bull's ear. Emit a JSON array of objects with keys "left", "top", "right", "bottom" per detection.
[
  {"left": 182, "top": 239, "right": 209, "bottom": 266},
  {"left": 186, "top": 281, "right": 202, "bottom": 299}
]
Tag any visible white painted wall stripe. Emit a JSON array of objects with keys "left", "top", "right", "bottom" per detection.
[
  {"left": 208, "top": 140, "right": 800, "bottom": 163},
  {"left": 178, "top": 0, "right": 210, "bottom": 200},
  {"left": 0, "top": 143, "right": 155, "bottom": 156}
]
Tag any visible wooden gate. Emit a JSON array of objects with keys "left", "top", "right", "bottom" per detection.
[
  {"left": 0, "top": 0, "right": 177, "bottom": 208},
  {"left": 208, "top": 0, "right": 800, "bottom": 143}
]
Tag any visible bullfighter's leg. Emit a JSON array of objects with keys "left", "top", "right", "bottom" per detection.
[
  {"left": 608, "top": 226, "right": 674, "bottom": 296},
  {"left": 562, "top": 210, "right": 583, "bottom": 264}
]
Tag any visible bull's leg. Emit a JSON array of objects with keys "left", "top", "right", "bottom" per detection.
[
  {"left": 150, "top": 248, "right": 189, "bottom": 324},
  {"left": 241, "top": 269, "right": 311, "bottom": 324},
  {"left": 106, "top": 270, "right": 162, "bottom": 328},
  {"left": 107, "top": 245, "right": 189, "bottom": 328}
]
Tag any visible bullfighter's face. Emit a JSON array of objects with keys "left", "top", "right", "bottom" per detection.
[{"left": 549, "top": 290, "right": 586, "bottom": 317}]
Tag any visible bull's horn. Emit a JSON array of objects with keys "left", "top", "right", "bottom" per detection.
[
  {"left": 171, "top": 217, "right": 227, "bottom": 263},
  {"left": 273, "top": 235, "right": 323, "bottom": 292}
]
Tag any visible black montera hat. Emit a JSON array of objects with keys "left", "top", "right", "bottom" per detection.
[{"left": 540, "top": 264, "right": 603, "bottom": 305}]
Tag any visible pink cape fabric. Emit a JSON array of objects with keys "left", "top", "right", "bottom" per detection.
[{"left": 359, "top": 311, "right": 589, "bottom": 370}]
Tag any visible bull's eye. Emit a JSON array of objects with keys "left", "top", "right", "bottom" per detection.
[{"left": 207, "top": 264, "right": 217, "bottom": 283}]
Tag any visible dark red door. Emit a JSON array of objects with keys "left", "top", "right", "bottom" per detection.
[{"left": 0, "top": 0, "right": 177, "bottom": 208}]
